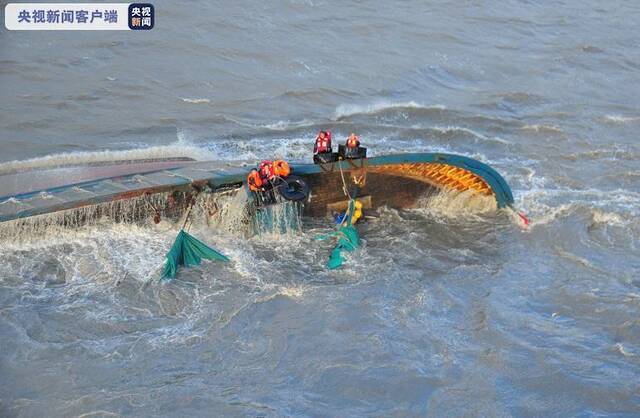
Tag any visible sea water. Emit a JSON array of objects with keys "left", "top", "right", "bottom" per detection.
[{"left": 1, "top": 1, "right": 639, "bottom": 416}]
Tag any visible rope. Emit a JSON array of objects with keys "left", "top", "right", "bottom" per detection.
[
  {"left": 338, "top": 158, "right": 352, "bottom": 200},
  {"left": 135, "top": 193, "right": 177, "bottom": 233},
  {"left": 180, "top": 192, "right": 200, "bottom": 232}
]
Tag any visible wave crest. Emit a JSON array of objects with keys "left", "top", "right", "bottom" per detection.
[
  {"left": 180, "top": 98, "right": 210, "bottom": 104},
  {"left": 604, "top": 115, "right": 640, "bottom": 124},
  {"left": 333, "top": 101, "right": 446, "bottom": 120},
  {"left": 0, "top": 142, "right": 216, "bottom": 175}
]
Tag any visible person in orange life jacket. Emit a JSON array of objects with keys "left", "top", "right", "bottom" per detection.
[
  {"left": 247, "top": 169, "right": 264, "bottom": 192},
  {"left": 346, "top": 133, "right": 360, "bottom": 149},
  {"left": 272, "top": 160, "right": 291, "bottom": 178},
  {"left": 314, "top": 130, "right": 332, "bottom": 154}
]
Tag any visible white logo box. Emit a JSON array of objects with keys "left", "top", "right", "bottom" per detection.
[{"left": 5, "top": 3, "right": 132, "bottom": 30}]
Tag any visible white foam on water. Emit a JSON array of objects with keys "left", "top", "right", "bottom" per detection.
[
  {"left": 520, "top": 124, "right": 564, "bottom": 134},
  {"left": 255, "top": 284, "right": 310, "bottom": 302},
  {"left": 0, "top": 123, "right": 501, "bottom": 176},
  {"left": 262, "top": 119, "right": 316, "bottom": 131},
  {"left": 431, "top": 125, "right": 512, "bottom": 144},
  {"left": 604, "top": 115, "right": 640, "bottom": 124},
  {"left": 431, "top": 125, "right": 487, "bottom": 138},
  {"left": 333, "top": 101, "right": 446, "bottom": 120},
  {"left": 0, "top": 140, "right": 216, "bottom": 175},
  {"left": 591, "top": 209, "right": 628, "bottom": 227},
  {"left": 0, "top": 192, "right": 254, "bottom": 293},
  {"left": 614, "top": 343, "right": 635, "bottom": 357},
  {"left": 564, "top": 145, "right": 637, "bottom": 162},
  {"left": 415, "top": 189, "right": 498, "bottom": 219},
  {"left": 514, "top": 185, "right": 640, "bottom": 229},
  {"left": 353, "top": 135, "right": 490, "bottom": 161},
  {"left": 180, "top": 98, "right": 211, "bottom": 104},
  {"left": 0, "top": 221, "right": 171, "bottom": 285},
  {"left": 189, "top": 135, "right": 314, "bottom": 163},
  {"left": 516, "top": 191, "right": 575, "bottom": 228}
]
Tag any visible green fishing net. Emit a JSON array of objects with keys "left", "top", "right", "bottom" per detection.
[
  {"left": 326, "top": 224, "right": 360, "bottom": 269},
  {"left": 162, "top": 230, "right": 229, "bottom": 279},
  {"left": 316, "top": 199, "right": 361, "bottom": 270}
]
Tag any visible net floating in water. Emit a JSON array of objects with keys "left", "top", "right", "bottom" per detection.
[
  {"left": 162, "top": 230, "right": 229, "bottom": 279},
  {"left": 327, "top": 224, "right": 360, "bottom": 269},
  {"left": 317, "top": 199, "right": 361, "bottom": 269}
]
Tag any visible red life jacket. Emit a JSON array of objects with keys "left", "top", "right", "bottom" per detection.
[
  {"left": 315, "top": 131, "right": 332, "bottom": 154},
  {"left": 258, "top": 161, "right": 275, "bottom": 181}
]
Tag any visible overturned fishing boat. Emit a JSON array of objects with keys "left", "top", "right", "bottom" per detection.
[
  {"left": 0, "top": 152, "right": 515, "bottom": 226},
  {"left": 0, "top": 152, "right": 520, "bottom": 273}
]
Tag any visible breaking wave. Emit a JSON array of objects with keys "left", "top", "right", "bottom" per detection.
[
  {"left": 333, "top": 101, "right": 446, "bottom": 119},
  {"left": 590, "top": 209, "right": 628, "bottom": 227},
  {"left": 262, "top": 119, "right": 317, "bottom": 131},
  {"left": 515, "top": 186, "right": 640, "bottom": 229},
  {"left": 0, "top": 141, "right": 216, "bottom": 175},
  {"left": 603, "top": 115, "right": 640, "bottom": 124},
  {"left": 180, "top": 98, "right": 211, "bottom": 104},
  {"left": 562, "top": 147, "right": 638, "bottom": 162},
  {"left": 430, "top": 125, "right": 512, "bottom": 144},
  {"left": 520, "top": 124, "right": 564, "bottom": 134}
]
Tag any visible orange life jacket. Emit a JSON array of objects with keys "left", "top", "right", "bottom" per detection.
[
  {"left": 346, "top": 135, "right": 360, "bottom": 149},
  {"left": 247, "top": 169, "right": 263, "bottom": 191},
  {"left": 273, "top": 160, "right": 290, "bottom": 178}
]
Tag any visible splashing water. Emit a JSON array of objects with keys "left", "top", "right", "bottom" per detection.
[
  {"left": 251, "top": 201, "right": 304, "bottom": 236},
  {"left": 0, "top": 192, "right": 172, "bottom": 242},
  {"left": 192, "top": 188, "right": 252, "bottom": 236},
  {"left": 416, "top": 189, "right": 498, "bottom": 219}
]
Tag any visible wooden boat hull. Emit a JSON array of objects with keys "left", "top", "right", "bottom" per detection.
[
  {"left": 300, "top": 170, "right": 437, "bottom": 217},
  {"left": 294, "top": 153, "right": 514, "bottom": 217}
]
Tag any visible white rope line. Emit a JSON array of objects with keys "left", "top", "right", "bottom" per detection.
[{"left": 338, "top": 159, "right": 352, "bottom": 200}]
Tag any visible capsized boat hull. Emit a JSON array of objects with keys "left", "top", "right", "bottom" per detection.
[
  {"left": 0, "top": 153, "right": 514, "bottom": 225},
  {"left": 295, "top": 153, "right": 514, "bottom": 217},
  {"left": 300, "top": 169, "right": 439, "bottom": 217}
]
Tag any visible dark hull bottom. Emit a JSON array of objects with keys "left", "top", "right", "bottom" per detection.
[{"left": 299, "top": 171, "right": 439, "bottom": 217}]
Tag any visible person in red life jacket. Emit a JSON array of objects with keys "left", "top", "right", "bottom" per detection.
[
  {"left": 252, "top": 161, "right": 277, "bottom": 205},
  {"left": 314, "top": 130, "right": 332, "bottom": 154},
  {"left": 346, "top": 133, "right": 360, "bottom": 149},
  {"left": 258, "top": 160, "right": 276, "bottom": 183}
]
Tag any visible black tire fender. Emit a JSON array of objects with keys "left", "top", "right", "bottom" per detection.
[{"left": 276, "top": 175, "right": 310, "bottom": 202}]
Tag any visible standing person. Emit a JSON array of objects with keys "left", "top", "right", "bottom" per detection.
[
  {"left": 314, "top": 130, "right": 332, "bottom": 154},
  {"left": 346, "top": 133, "right": 360, "bottom": 149}
]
